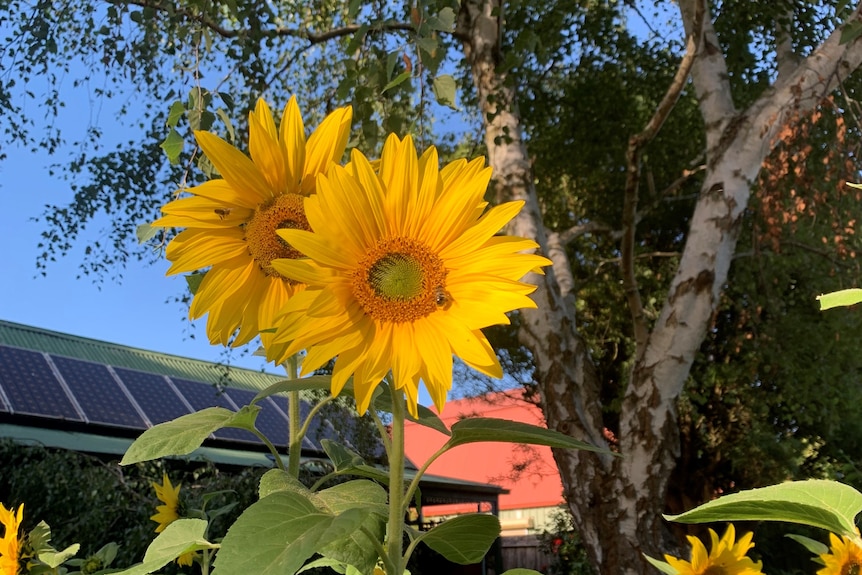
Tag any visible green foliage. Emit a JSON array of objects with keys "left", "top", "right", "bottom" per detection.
[
  {"left": 0, "top": 440, "right": 263, "bottom": 569},
  {"left": 666, "top": 480, "right": 862, "bottom": 539},
  {"left": 413, "top": 514, "right": 501, "bottom": 565},
  {"left": 122, "top": 406, "right": 263, "bottom": 465},
  {"left": 536, "top": 509, "right": 593, "bottom": 575}
]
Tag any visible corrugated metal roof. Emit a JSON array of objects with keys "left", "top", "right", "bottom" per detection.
[{"left": 0, "top": 320, "right": 285, "bottom": 392}]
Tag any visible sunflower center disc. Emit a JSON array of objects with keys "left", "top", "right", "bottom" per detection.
[
  {"left": 368, "top": 253, "right": 424, "bottom": 300},
  {"left": 244, "top": 193, "right": 309, "bottom": 280},
  {"left": 352, "top": 237, "right": 449, "bottom": 323}
]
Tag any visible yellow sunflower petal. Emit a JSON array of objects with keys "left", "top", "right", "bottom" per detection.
[
  {"left": 195, "top": 130, "right": 273, "bottom": 203},
  {"left": 186, "top": 180, "right": 262, "bottom": 209},
  {"left": 279, "top": 96, "right": 305, "bottom": 192},
  {"left": 249, "top": 103, "right": 287, "bottom": 194},
  {"left": 165, "top": 228, "right": 247, "bottom": 275},
  {"left": 156, "top": 195, "right": 253, "bottom": 228},
  {"left": 301, "top": 106, "right": 352, "bottom": 195}
]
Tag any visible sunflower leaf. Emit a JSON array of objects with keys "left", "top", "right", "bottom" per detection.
[
  {"left": 121, "top": 407, "right": 251, "bottom": 464},
  {"left": 414, "top": 513, "right": 500, "bottom": 564},
  {"left": 213, "top": 492, "right": 366, "bottom": 575},
  {"left": 111, "top": 519, "right": 216, "bottom": 575},
  {"left": 259, "top": 468, "right": 310, "bottom": 499},
  {"left": 641, "top": 555, "right": 679, "bottom": 574},
  {"left": 785, "top": 533, "right": 829, "bottom": 556},
  {"left": 444, "top": 417, "right": 610, "bottom": 454},
  {"left": 316, "top": 481, "right": 388, "bottom": 573},
  {"left": 250, "top": 375, "right": 333, "bottom": 403},
  {"left": 664, "top": 479, "right": 862, "bottom": 539},
  {"left": 817, "top": 288, "right": 862, "bottom": 309}
]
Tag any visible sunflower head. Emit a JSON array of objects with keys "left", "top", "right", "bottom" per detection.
[
  {"left": 152, "top": 97, "right": 352, "bottom": 347},
  {"left": 664, "top": 524, "right": 763, "bottom": 575},
  {"left": 267, "top": 134, "right": 551, "bottom": 416},
  {"left": 0, "top": 503, "right": 23, "bottom": 575},
  {"left": 818, "top": 532, "right": 862, "bottom": 575},
  {"left": 150, "top": 473, "right": 182, "bottom": 533}
]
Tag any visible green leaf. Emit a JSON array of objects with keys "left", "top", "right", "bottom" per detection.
[
  {"left": 432, "top": 74, "right": 457, "bottom": 109},
  {"left": 185, "top": 271, "right": 205, "bottom": 295},
  {"left": 316, "top": 481, "right": 388, "bottom": 573},
  {"left": 499, "top": 571, "right": 547, "bottom": 575},
  {"left": 382, "top": 70, "right": 411, "bottom": 93},
  {"left": 427, "top": 7, "right": 456, "bottom": 31},
  {"left": 316, "top": 479, "right": 388, "bottom": 517},
  {"left": 160, "top": 128, "right": 184, "bottom": 164},
  {"left": 34, "top": 543, "right": 80, "bottom": 569},
  {"left": 817, "top": 288, "right": 862, "bottom": 309},
  {"left": 165, "top": 100, "right": 185, "bottom": 128},
  {"left": 251, "top": 375, "right": 332, "bottom": 403},
  {"left": 215, "top": 108, "right": 235, "bottom": 143},
  {"left": 112, "top": 519, "right": 216, "bottom": 575},
  {"left": 642, "top": 554, "right": 679, "bottom": 574},
  {"left": 841, "top": 20, "right": 862, "bottom": 45},
  {"left": 213, "top": 492, "right": 366, "bottom": 575},
  {"left": 322, "top": 439, "right": 366, "bottom": 471},
  {"left": 785, "top": 533, "right": 829, "bottom": 556},
  {"left": 372, "top": 391, "right": 450, "bottom": 436},
  {"left": 121, "top": 407, "right": 250, "bottom": 464},
  {"left": 664, "top": 479, "right": 862, "bottom": 539},
  {"left": 415, "top": 513, "right": 500, "bottom": 564},
  {"left": 223, "top": 404, "right": 261, "bottom": 432},
  {"left": 445, "top": 417, "right": 610, "bottom": 454},
  {"left": 417, "top": 36, "right": 438, "bottom": 57},
  {"left": 259, "top": 468, "right": 309, "bottom": 499},
  {"left": 135, "top": 223, "right": 158, "bottom": 244}
]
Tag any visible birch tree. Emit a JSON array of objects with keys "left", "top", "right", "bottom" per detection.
[{"left": 457, "top": 0, "right": 862, "bottom": 571}]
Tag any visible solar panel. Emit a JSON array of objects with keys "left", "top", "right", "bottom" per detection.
[
  {"left": 0, "top": 345, "right": 82, "bottom": 421},
  {"left": 51, "top": 356, "right": 146, "bottom": 429},
  {"left": 112, "top": 367, "right": 191, "bottom": 425},
  {"left": 223, "top": 388, "right": 289, "bottom": 448},
  {"left": 169, "top": 378, "right": 261, "bottom": 444}
]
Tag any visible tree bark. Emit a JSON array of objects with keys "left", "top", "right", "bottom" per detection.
[{"left": 458, "top": 0, "right": 862, "bottom": 573}]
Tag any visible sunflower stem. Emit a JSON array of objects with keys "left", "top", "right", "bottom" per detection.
[
  {"left": 385, "top": 383, "right": 406, "bottom": 575},
  {"left": 286, "top": 354, "right": 301, "bottom": 479}
]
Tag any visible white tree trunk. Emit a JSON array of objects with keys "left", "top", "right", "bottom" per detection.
[{"left": 459, "top": 0, "right": 862, "bottom": 573}]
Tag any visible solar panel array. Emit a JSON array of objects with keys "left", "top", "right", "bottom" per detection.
[{"left": 0, "top": 343, "right": 352, "bottom": 455}]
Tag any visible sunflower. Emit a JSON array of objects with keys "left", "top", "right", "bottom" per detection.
[
  {"left": 150, "top": 473, "right": 181, "bottom": 533},
  {"left": 664, "top": 524, "right": 763, "bottom": 575},
  {"left": 153, "top": 97, "right": 353, "bottom": 347},
  {"left": 818, "top": 532, "right": 862, "bottom": 575},
  {"left": 266, "top": 134, "right": 551, "bottom": 416},
  {"left": 0, "top": 503, "right": 22, "bottom": 575}
]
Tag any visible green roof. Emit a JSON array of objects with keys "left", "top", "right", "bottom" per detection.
[{"left": 0, "top": 320, "right": 286, "bottom": 392}]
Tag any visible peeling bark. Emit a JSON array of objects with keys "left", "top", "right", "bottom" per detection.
[{"left": 457, "top": 0, "right": 862, "bottom": 573}]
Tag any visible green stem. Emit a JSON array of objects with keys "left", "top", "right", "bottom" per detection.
[
  {"left": 249, "top": 426, "right": 285, "bottom": 472},
  {"left": 201, "top": 548, "right": 212, "bottom": 575},
  {"left": 286, "top": 355, "right": 301, "bottom": 478},
  {"left": 386, "top": 385, "right": 406, "bottom": 575}
]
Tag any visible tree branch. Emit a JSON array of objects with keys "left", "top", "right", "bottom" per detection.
[
  {"left": 114, "top": 0, "right": 414, "bottom": 42},
  {"left": 621, "top": 1, "right": 701, "bottom": 359}
]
